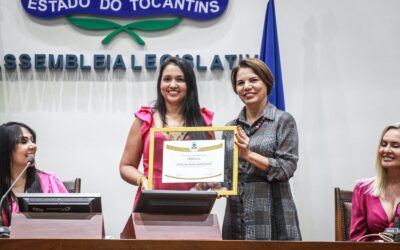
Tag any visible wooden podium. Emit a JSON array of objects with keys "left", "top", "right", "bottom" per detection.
[
  {"left": 10, "top": 212, "right": 104, "bottom": 239},
  {"left": 121, "top": 213, "right": 222, "bottom": 240}
]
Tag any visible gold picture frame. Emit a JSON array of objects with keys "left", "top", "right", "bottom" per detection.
[{"left": 148, "top": 126, "right": 238, "bottom": 196}]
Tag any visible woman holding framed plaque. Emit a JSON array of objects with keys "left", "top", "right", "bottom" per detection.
[
  {"left": 119, "top": 57, "right": 214, "bottom": 206},
  {"left": 222, "top": 58, "right": 301, "bottom": 240}
]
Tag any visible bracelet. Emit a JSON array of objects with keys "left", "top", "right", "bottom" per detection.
[{"left": 136, "top": 175, "right": 145, "bottom": 187}]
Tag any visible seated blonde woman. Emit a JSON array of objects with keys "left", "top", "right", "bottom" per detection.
[{"left": 350, "top": 122, "right": 400, "bottom": 241}]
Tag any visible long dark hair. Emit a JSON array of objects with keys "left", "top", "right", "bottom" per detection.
[
  {"left": 0, "top": 122, "right": 42, "bottom": 226},
  {"left": 154, "top": 57, "right": 207, "bottom": 139}
]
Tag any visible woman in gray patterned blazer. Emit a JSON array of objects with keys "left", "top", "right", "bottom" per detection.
[{"left": 222, "top": 58, "right": 301, "bottom": 240}]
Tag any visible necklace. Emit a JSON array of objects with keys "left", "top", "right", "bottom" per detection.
[
  {"left": 236, "top": 117, "right": 266, "bottom": 137},
  {"left": 163, "top": 113, "right": 186, "bottom": 141},
  {"left": 165, "top": 131, "right": 186, "bottom": 141},
  {"left": 165, "top": 113, "right": 185, "bottom": 127}
]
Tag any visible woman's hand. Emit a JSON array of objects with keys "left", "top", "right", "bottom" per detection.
[
  {"left": 190, "top": 182, "right": 228, "bottom": 198},
  {"left": 236, "top": 126, "right": 250, "bottom": 160},
  {"left": 140, "top": 177, "right": 150, "bottom": 190},
  {"left": 235, "top": 126, "right": 271, "bottom": 172},
  {"left": 191, "top": 183, "right": 207, "bottom": 191},
  {"left": 190, "top": 182, "right": 220, "bottom": 191}
]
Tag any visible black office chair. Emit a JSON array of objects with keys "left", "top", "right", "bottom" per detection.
[
  {"left": 63, "top": 178, "right": 81, "bottom": 193},
  {"left": 334, "top": 187, "right": 353, "bottom": 241}
]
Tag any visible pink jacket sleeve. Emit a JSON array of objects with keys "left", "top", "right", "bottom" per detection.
[
  {"left": 134, "top": 106, "right": 153, "bottom": 138},
  {"left": 349, "top": 181, "right": 368, "bottom": 241},
  {"left": 200, "top": 107, "right": 214, "bottom": 126},
  {"left": 37, "top": 170, "right": 68, "bottom": 193}
]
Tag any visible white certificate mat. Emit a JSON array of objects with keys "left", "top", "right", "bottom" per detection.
[{"left": 162, "top": 140, "right": 225, "bottom": 183}]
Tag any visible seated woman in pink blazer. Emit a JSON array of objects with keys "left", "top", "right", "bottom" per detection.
[
  {"left": 0, "top": 122, "right": 67, "bottom": 227},
  {"left": 350, "top": 122, "right": 400, "bottom": 241}
]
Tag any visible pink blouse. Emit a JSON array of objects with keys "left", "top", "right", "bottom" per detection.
[
  {"left": 133, "top": 106, "right": 214, "bottom": 205},
  {"left": 1, "top": 170, "right": 68, "bottom": 226},
  {"left": 350, "top": 179, "right": 400, "bottom": 241}
]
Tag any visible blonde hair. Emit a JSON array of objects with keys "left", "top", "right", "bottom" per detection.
[{"left": 370, "top": 122, "right": 400, "bottom": 197}]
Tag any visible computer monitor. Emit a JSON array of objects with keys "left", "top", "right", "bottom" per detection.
[
  {"left": 134, "top": 190, "right": 217, "bottom": 214},
  {"left": 16, "top": 193, "right": 102, "bottom": 213}
]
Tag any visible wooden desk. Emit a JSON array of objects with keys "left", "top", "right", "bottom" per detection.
[
  {"left": 10, "top": 213, "right": 104, "bottom": 239},
  {"left": 121, "top": 213, "right": 221, "bottom": 240},
  {"left": 0, "top": 239, "right": 398, "bottom": 250}
]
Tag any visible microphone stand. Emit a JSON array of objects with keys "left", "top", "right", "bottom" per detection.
[
  {"left": 383, "top": 201, "right": 400, "bottom": 242},
  {"left": 393, "top": 202, "right": 400, "bottom": 242},
  {"left": 0, "top": 157, "right": 34, "bottom": 238}
]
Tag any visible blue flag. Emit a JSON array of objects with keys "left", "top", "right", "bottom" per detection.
[{"left": 260, "top": 0, "right": 285, "bottom": 111}]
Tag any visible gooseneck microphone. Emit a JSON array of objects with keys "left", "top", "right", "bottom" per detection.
[
  {"left": 0, "top": 156, "right": 35, "bottom": 238},
  {"left": 392, "top": 201, "right": 400, "bottom": 242},
  {"left": 383, "top": 201, "right": 400, "bottom": 242},
  {"left": 394, "top": 201, "right": 400, "bottom": 228}
]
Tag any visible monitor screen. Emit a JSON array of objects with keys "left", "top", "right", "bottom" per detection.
[
  {"left": 134, "top": 190, "right": 217, "bottom": 214},
  {"left": 16, "top": 193, "right": 102, "bottom": 213}
]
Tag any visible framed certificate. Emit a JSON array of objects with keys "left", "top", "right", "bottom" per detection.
[{"left": 148, "top": 126, "right": 238, "bottom": 196}]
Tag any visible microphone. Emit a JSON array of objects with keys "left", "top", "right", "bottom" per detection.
[
  {"left": 393, "top": 202, "right": 400, "bottom": 242},
  {"left": 394, "top": 202, "right": 400, "bottom": 229},
  {"left": 384, "top": 201, "right": 400, "bottom": 242},
  {"left": 0, "top": 156, "right": 35, "bottom": 238}
]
